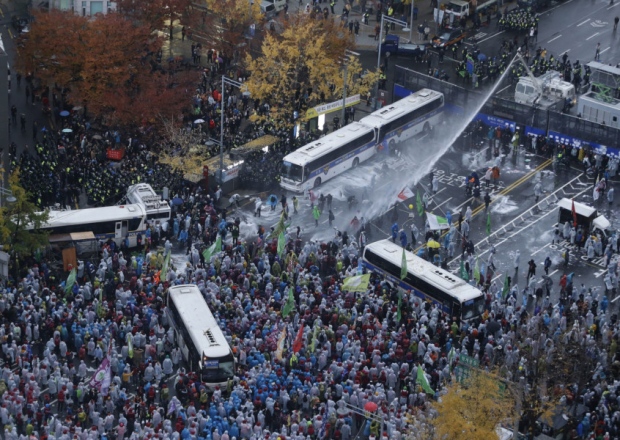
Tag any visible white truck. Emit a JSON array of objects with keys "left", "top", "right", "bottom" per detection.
[
  {"left": 444, "top": 0, "right": 498, "bottom": 19},
  {"left": 514, "top": 70, "right": 576, "bottom": 110},
  {"left": 557, "top": 198, "right": 612, "bottom": 239}
]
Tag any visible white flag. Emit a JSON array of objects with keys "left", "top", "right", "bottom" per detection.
[{"left": 396, "top": 187, "right": 415, "bottom": 202}]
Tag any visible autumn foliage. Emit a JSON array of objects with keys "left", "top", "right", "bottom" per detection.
[
  {"left": 16, "top": 10, "right": 197, "bottom": 127},
  {"left": 432, "top": 372, "right": 516, "bottom": 440},
  {"left": 245, "top": 14, "right": 378, "bottom": 127}
]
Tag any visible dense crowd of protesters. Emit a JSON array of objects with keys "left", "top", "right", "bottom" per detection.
[{"left": 1, "top": 169, "right": 619, "bottom": 440}]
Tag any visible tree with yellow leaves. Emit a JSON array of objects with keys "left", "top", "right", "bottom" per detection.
[
  {"left": 0, "top": 170, "right": 49, "bottom": 278},
  {"left": 431, "top": 371, "right": 516, "bottom": 440},
  {"left": 245, "top": 15, "right": 379, "bottom": 128}
]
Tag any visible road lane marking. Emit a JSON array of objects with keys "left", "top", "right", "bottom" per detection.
[
  {"left": 434, "top": 197, "right": 453, "bottom": 210},
  {"left": 532, "top": 242, "right": 551, "bottom": 255},
  {"left": 577, "top": 19, "right": 591, "bottom": 26},
  {"left": 586, "top": 32, "right": 600, "bottom": 40},
  {"left": 547, "top": 35, "right": 562, "bottom": 43},
  {"left": 601, "top": 47, "right": 611, "bottom": 54},
  {"left": 477, "top": 31, "right": 504, "bottom": 44}
]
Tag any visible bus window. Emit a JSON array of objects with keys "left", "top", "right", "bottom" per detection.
[{"left": 281, "top": 162, "right": 304, "bottom": 182}]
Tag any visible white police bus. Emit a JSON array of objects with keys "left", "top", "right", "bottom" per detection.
[
  {"left": 166, "top": 284, "right": 236, "bottom": 390},
  {"left": 362, "top": 240, "right": 485, "bottom": 321},
  {"left": 33, "top": 204, "right": 148, "bottom": 247},
  {"left": 280, "top": 89, "right": 444, "bottom": 192},
  {"left": 280, "top": 121, "right": 377, "bottom": 192},
  {"left": 360, "top": 88, "right": 444, "bottom": 155}
]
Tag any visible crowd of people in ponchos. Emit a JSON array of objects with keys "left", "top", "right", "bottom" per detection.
[{"left": 1, "top": 174, "right": 620, "bottom": 440}]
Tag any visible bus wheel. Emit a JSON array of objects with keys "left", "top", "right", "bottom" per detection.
[
  {"left": 352, "top": 157, "right": 360, "bottom": 168},
  {"left": 423, "top": 122, "right": 431, "bottom": 135},
  {"left": 314, "top": 177, "right": 322, "bottom": 188}
]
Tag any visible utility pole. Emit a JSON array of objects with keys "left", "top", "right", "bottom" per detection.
[
  {"left": 219, "top": 75, "right": 244, "bottom": 184},
  {"left": 341, "top": 49, "right": 360, "bottom": 126}
]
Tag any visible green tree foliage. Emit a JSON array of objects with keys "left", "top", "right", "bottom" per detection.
[{"left": 0, "top": 171, "right": 49, "bottom": 258}]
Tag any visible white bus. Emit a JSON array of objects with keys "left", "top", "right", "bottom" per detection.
[
  {"left": 32, "top": 204, "right": 148, "bottom": 247},
  {"left": 362, "top": 240, "right": 485, "bottom": 321},
  {"left": 280, "top": 122, "right": 377, "bottom": 192},
  {"left": 126, "top": 183, "right": 171, "bottom": 222},
  {"left": 166, "top": 284, "right": 236, "bottom": 389},
  {"left": 360, "top": 88, "right": 444, "bottom": 155}
]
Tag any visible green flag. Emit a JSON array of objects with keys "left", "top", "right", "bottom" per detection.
[
  {"left": 97, "top": 287, "right": 103, "bottom": 317},
  {"left": 65, "top": 268, "right": 77, "bottom": 294},
  {"left": 161, "top": 252, "right": 171, "bottom": 278},
  {"left": 202, "top": 235, "right": 222, "bottom": 262},
  {"left": 270, "top": 211, "right": 291, "bottom": 239},
  {"left": 416, "top": 190, "right": 424, "bottom": 217},
  {"left": 460, "top": 260, "right": 469, "bottom": 281},
  {"left": 416, "top": 365, "right": 435, "bottom": 395},
  {"left": 127, "top": 333, "right": 134, "bottom": 359},
  {"left": 486, "top": 212, "right": 492, "bottom": 235},
  {"left": 400, "top": 248, "right": 407, "bottom": 280},
  {"left": 282, "top": 287, "right": 295, "bottom": 317},
  {"left": 501, "top": 273, "right": 510, "bottom": 299},
  {"left": 397, "top": 291, "right": 402, "bottom": 322},
  {"left": 277, "top": 231, "right": 286, "bottom": 257},
  {"left": 342, "top": 274, "right": 371, "bottom": 292},
  {"left": 473, "top": 257, "right": 480, "bottom": 284},
  {"left": 448, "top": 347, "right": 456, "bottom": 372},
  {"left": 310, "top": 324, "right": 320, "bottom": 353}
]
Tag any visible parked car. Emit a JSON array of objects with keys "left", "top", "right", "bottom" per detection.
[
  {"left": 431, "top": 27, "right": 466, "bottom": 48},
  {"left": 379, "top": 35, "right": 426, "bottom": 59}
]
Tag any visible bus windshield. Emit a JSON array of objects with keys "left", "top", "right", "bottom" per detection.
[
  {"left": 462, "top": 296, "right": 486, "bottom": 320},
  {"left": 202, "top": 354, "right": 235, "bottom": 382},
  {"left": 281, "top": 161, "right": 304, "bottom": 182}
]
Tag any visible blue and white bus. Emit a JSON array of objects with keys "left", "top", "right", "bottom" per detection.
[
  {"left": 280, "top": 122, "right": 377, "bottom": 192},
  {"left": 167, "top": 284, "right": 236, "bottom": 390},
  {"left": 360, "top": 88, "right": 444, "bottom": 154},
  {"left": 33, "top": 204, "right": 148, "bottom": 247},
  {"left": 362, "top": 240, "right": 485, "bottom": 321},
  {"left": 280, "top": 89, "right": 444, "bottom": 192}
]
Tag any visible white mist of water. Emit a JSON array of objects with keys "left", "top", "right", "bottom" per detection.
[{"left": 344, "top": 55, "right": 521, "bottom": 225}]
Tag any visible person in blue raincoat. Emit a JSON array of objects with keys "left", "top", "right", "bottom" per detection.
[
  {"left": 399, "top": 229, "right": 408, "bottom": 248},
  {"left": 391, "top": 223, "right": 399, "bottom": 243}
]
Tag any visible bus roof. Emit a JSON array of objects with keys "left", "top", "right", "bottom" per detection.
[
  {"left": 126, "top": 183, "right": 170, "bottom": 213},
  {"left": 168, "top": 285, "right": 231, "bottom": 359},
  {"left": 359, "top": 89, "right": 442, "bottom": 128},
  {"left": 41, "top": 204, "right": 146, "bottom": 228},
  {"left": 364, "top": 239, "right": 482, "bottom": 303},
  {"left": 282, "top": 122, "right": 374, "bottom": 165}
]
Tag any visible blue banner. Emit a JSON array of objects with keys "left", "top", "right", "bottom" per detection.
[
  {"left": 548, "top": 131, "right": 620, "bottom": 158},
  {"left": 393, "top": 84, "right": 415, "bottom": 99},
  {"left": 525, "top": 125, "right": 546, "bottom": 136},
  {"left": 473, "top": 113, "right": 516, "bottom": 132}
]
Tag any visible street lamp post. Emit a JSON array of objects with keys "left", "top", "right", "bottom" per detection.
[
  {"left": 341, "top": 49, "right": 360, "bottom": 127},
  {"left": 408, "top": 0, "right": 415, "bottom": 42},
  {"left": 374, "top": 15, "right": 408, "bottom": 110},
  {"left": 219, "top": 75, "right": 244, "bottom": 184}
]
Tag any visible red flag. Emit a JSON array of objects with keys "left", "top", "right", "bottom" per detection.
[
  {"left": 292, "top": 324, "right": 305, "bottom": 353},
  {"left": 571, "top": 199, "right": 577, "bottom": 227}
]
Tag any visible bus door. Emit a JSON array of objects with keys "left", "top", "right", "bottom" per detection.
[{"left": 115, "top": 221, "right": 128, "bottom": 240}]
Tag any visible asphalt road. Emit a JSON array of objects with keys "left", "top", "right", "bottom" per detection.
[
  {"left": 0, "top": 4, "right": 52, "bottom": 161},
  {"left": 229, "top": 115, "right": 619, "bottom": 316}
]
